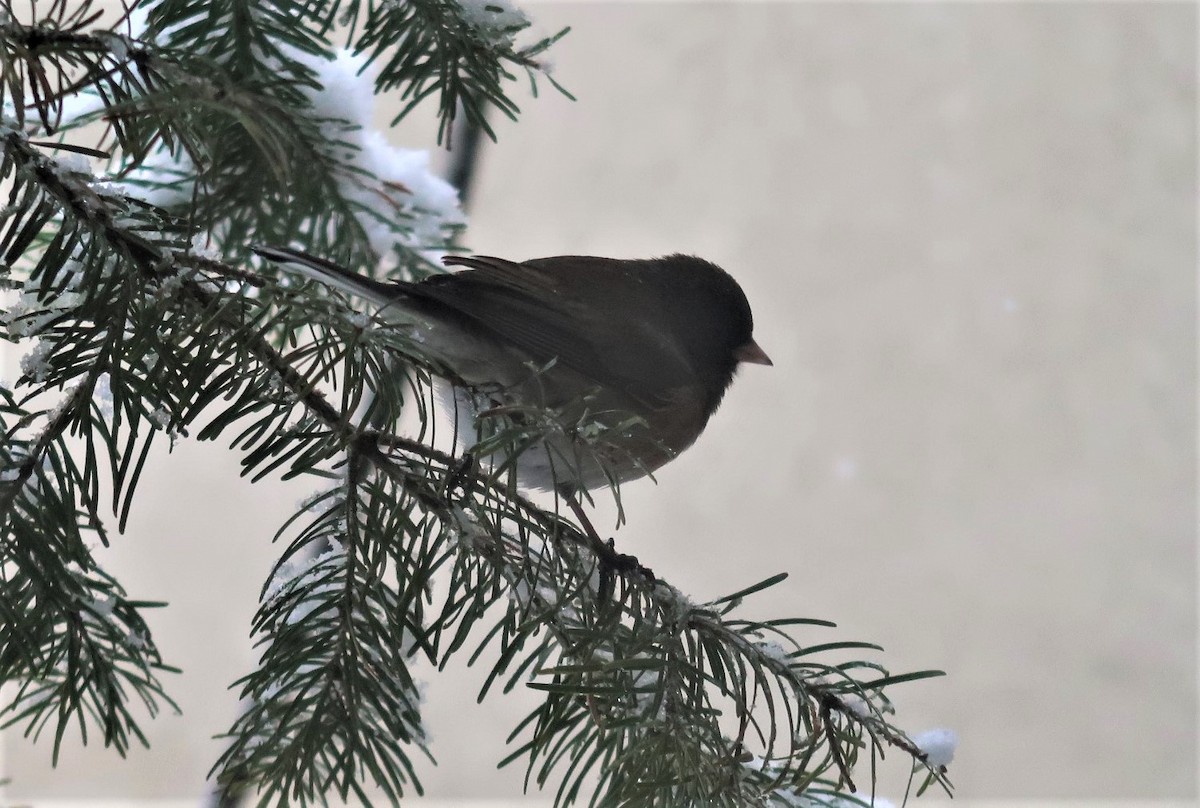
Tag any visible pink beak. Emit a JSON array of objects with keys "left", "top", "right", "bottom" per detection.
[{"left": 734, "top": 339, "right": 772, "bottom": 366}]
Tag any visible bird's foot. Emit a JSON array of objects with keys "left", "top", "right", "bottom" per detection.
[
  {"left": 590, "top": 536, "right": 654, "bottom": 606},
  {"left": 564, "top": 494, "right": 654, "bottom": 602},
  {"left": 444, "top": 452, "right": 477, "bottom": 501},
  {"left": 590, "top": 535, "right": 655, "bottom": 583}
]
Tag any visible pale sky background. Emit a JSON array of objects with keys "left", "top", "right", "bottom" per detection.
[{"left": 3, "top": 2, "right": 1197, "bottom": 806}]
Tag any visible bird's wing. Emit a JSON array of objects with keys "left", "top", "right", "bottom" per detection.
[{"left": 423, "top": 255, "right": 697, "bottom": 405}]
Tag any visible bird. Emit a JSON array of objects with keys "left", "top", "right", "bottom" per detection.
[{"left": 254, "top": 247, "right": 771, "bottom": 498}]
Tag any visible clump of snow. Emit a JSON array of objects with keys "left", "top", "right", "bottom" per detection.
[
  {"left": 186, "top": 233, "right": 220, "bottom": 260},
  {"left": 97, "top": 32, "right": 132, "bottom": 62},
  {"left": 296, "top": 485, "right": 340, "bottom": 514},
  {"left": 840, "top": 693, "right": 873, "bottom": 718},
  {"left": 303, "top": 48, "right": 375, "bottom": 143},
  {"left": 447, "top": 505, "right": 492, "bottom": 552},
  {"left": 147, "top": 406, "right": 172, "bottom": 430},
  {"left": 91, "top": 595, "right": 116, "bottom": 618},
  {"left": 4, "top": 292, "right": 48, "bottom": 337},
  {"left": 265, "top": 538, "right": 347, "bottom": 612},
  {"left": 4, "top": 262, "right": 87, "bottom": 336},
  {"left": 654, "top": 581, "right": 692, "bottom": 613},
  {"left": 45, "top": 382, "right": 84, "bottom": 424},
  {"left": 358, "top": 130, "right": 465, "bottom": 249},
  {"left": 19, "top": 339, "right": 55, "bottom": 383},
  {"left": 455, "top": 0, "right": 530, "bottom": 45},
  {"left": 53, "top": 152, "right": 92, "bottom": 176},
  {"left": 59, "top": 38, "right": 464, "bottom": 261},
  {"left": 292, "top": 47, "right": 465, "bottom": 257},
  {"left": 741, "top": 753, "right": 767, "bottom": 772},
  {"left": 154, "top": 271, "right": 185, "bottom": 302},
  {"left": 912, "top": 727, "right": 958, "bottom": 768},
  {"left": 754, "top": 639, "right": 792, "bottom": 665}
]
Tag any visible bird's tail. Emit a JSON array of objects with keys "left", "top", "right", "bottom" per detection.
[{"left": 252, "top": 245, "right": 398, "bottom": 306}]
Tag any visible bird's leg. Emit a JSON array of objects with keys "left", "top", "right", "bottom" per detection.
[{"left": 566, "top": 494, "right": 654, "bottom": 583}]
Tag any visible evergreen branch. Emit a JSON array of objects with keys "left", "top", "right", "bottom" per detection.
[
  {"left": 0, "top": 390, "right": 180, "bottom": 762},
  {"left": 0, "top": 121, "right": 194, "bottom": 762},
  {"left": 212, "top": 451, "right": 432, "bottom": 804},
  {"left": 3, "top": 2, "right": 437, "bottom": 270},
  {"left": 1, "top": 4, "right": 954, "bottom": 805},
  {"left": 1, "top": 114, "right": 950, "bottom": 808},
  {"left": 0, "top": 1, "right": 195, "bottom": 165},
  {"left": 0, "top": 0, "right": 119, "bottom": 133},
  {"left": 209, "top": 399, "right": 950, "bottom": 805},
  {"left": 355, "top": 0, "right": 571, "bottom": 144}
]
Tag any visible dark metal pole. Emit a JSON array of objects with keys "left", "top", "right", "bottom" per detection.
[{"left": 446, "top": 106, "right": 487, "bottom": 215}]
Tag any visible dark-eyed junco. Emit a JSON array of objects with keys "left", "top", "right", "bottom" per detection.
[{"left": 255, "top": 247, "right": 770, "bottom": 495}]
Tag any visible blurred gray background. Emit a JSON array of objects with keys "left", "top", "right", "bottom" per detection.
[{"left": 3, "top": 1, "right": 1196, "bottom": 805}]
